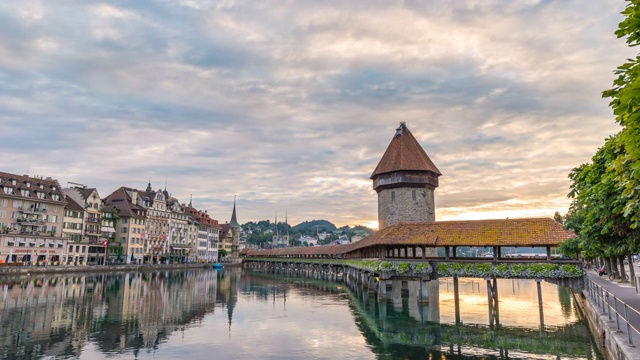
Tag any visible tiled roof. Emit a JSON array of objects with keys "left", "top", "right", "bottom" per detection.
[
  {"left": 64, "top": 195, "right": 85, "bottom": 212},
  {"left": 0, "top": 171, "right": 66, "bottom": 204},
  {"left": 103, "top": 187, "right": 147, "bottom": 219},
  {"left": 78, "top": 188, "right": 97, "bottom": 201},
  {"left": 349, "top": 218, "right": 574, "bottom": 250},
  {"left": 246, "top": 218, "right": 575, "bottom": 257},
  {"left": 370, "top": 123, "right": 441, "bottom": 179},
  {"left": 219, "top": 223, "right": 230, "bottom": 238}
]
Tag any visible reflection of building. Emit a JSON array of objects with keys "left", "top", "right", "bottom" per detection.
[
  {"left": 0, "top": 270, "right": 219, "bottom": 359},
  {"left": 0, "top": 172, "right": 67, "bottom": 265}
]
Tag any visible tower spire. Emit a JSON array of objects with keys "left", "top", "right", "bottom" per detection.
[{"left": 229, "top": 196, "right": 239, "bottom": 228}]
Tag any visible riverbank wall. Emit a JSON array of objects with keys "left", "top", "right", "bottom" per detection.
[
  {"left": 0, "top": 263, "right": 210, "bottom": 276},
  {"left": 574, "top": 289, "right": 640, "bottom": 360}
]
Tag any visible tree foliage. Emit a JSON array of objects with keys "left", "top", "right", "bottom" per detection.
[{"left": 602, "top": 0, "right": 640, "bottom": 229}]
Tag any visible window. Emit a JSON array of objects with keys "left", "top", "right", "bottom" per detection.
[
  {"left": 25, "top": 181, "right": 30, "bottom": 187},
  {"left": 0, "top": 211, "right": 5, "bottom": 219},
  {"left": 36, "top": 192, "right": 45, "bottom": 199},
  {"left": 122, "top": 227, "right": 128, "bottom": 233},
  {"left": 11, "top": 179, "right": 16, "bottom": 185},
  {"left": 0, "top": 199, "right": 6, "bottom": 206},
  {"left": 20, "top": 189, "right": 30, "bottom": 197},
  {"left": 39, "top": 184, "right": 44, "bottom": 189},
  {"left": 51, "top": 194, "right": 60, "bottom": 201},
  {"left": 412, "top": 190, "right": 416, "bottom": 201},
  {"left": 3, "top": 187, "right": 13, "bottom": 194},
  {"left": 122, "top": 218, "right": 128, "bottom": 224},
  {"left": 53, "top": 205, "right": 59, "bottom": 212},
  {"left": 13, "top": 200, "right": 22, "bottom": 209}
]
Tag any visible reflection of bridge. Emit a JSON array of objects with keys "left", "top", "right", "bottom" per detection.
[{"left": 243, "top": 269, "right": 598, "bottom": 359}]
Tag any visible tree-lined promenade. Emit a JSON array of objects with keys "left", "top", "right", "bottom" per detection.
[{"left": 560, "top": 2, "right": 640, "bottom": 286}]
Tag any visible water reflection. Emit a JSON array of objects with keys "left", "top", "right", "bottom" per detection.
[{"left": 0, "top": 269, "right": 601, "bottom": 360}]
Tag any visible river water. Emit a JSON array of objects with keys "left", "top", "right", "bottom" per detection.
[{"left": 0, "top": 268, "right": 601, "bottom": 360}]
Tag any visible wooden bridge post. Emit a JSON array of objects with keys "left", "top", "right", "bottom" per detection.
[
  {"left": 485, "top": 277, "right": 494, "bottom": 327},
  {"left": 492, "top": 277, "right": 500, "bottom": 326}
]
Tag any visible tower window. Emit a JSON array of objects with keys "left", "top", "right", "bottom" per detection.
[
  {"left": 412, "top": 190, "right": 416, "bottom": 201},
  {"left": 391, "top": 191, "right": 395, "bottom": 202}
]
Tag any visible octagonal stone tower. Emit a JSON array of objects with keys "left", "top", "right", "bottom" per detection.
[{"left": 371, "top": 122, "right": 441, "bottom": 229}]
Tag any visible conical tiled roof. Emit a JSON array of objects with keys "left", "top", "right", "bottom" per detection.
[
  {"left": 370, "top": 123, "right": 441, "bottom": 179},
  {"left": 229, "top": 198, "right": 240, "bottom": 228}
]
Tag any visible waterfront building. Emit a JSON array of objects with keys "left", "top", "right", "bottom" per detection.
[
  {"left": 103, "top": 187, "right": 147, "bottom": 264},
  {"left": 100, "top": 203, "right": 118, "bottom": 262},
  {"left": 62, "top": 194, "right": 87, "bottom": 265},
  {"left": 219, "top": 200, "right": 240, "bottom": 260},
  {"left": 0, "top": 172, "right": 67, "bottom": 265},
  {"left": 166, "top": 196, "right": 190, "bottom": 262},
  {"left": 64, "top": 185, "right": 109, "bottom": 265},
  {"left": 141, "top": 183, "right": 170, "bottom": 263},
  {"left": 185, "top": 202, "right": 220, "bottom": 262},
  {"left": 219, "top": 223, "right": 232, "bottom": 256}
]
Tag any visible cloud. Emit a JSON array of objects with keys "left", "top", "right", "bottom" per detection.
[{"left": 0, "top": 0, "right": 633, "bottom": 227}]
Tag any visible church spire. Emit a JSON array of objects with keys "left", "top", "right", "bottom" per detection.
[{"left": 229, "top": 196, "right": 239, "bottom": 228}]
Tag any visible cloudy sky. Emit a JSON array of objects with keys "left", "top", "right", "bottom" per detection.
[{"left": 0, "top": 1, "right": 634, "bottom": 229}]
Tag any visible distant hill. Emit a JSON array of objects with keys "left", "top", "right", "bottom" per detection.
[{"left": 292, "top": 220, "right": 337, "bottom": 232}]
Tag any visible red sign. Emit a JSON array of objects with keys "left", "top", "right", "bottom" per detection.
[{"left": 103, "top": 239, "right": 108, "bottom": 246}]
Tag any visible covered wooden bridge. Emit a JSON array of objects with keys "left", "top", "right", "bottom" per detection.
[{"left": 243, "top": 217, "right": 577, "bottom": 263}]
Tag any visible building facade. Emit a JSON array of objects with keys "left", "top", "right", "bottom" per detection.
[
  {"left": 0, "top": 172, "right": 67, "bottom": 265},
  {"left": 103, "top": 187, "right": 147, "bottom": 264}
]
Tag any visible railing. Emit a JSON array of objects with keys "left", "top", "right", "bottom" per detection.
[{"left": 585, "top": 276, "right": 640, "bottom": 345}]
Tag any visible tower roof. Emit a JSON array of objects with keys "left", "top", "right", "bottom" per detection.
[
  {"left": 229, "top": 197, "right": 240, "bottom": 228},
  {"left": 370, "top": 123, "right": 441, "bottom": 179}
]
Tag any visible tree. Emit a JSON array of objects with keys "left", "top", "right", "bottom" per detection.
[
  {"left": 565, "top": 134, "right": 638, "bottom": 282},
  {"left": 603, "top": 1, "right": 640, "bottom": 229},
  {"left": 218, "top": 249, "right": 227, "bottom": 260}
]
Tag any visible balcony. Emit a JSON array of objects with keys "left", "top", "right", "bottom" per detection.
[
  {"left": 87, "top": 216, "right": 102, "bottom": 223},
  {"left": 22, "top": 206, "right": 47, "bottom": 215},
  {"left": 85, "top": 229, "right": 101, "bottom": 236}
]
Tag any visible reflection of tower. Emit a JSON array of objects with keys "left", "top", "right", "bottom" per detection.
[
  {"left": 223, "top": 268, "right": 239, "bottom": 336},
  {"left": 230, "top": 197, "right": 240, "bottom": 261},
  {"left": 371, "top": 122, "right": 441, "bottom": 230}
]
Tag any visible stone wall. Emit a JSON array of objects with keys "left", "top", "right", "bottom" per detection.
[{"left": 378, "top": 186, "right": 435, "bottom": 229}]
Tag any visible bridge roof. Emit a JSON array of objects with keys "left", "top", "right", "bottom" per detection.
[
  {"left": 349, "top": 218, "right": 574, "bottom": 250},
  {"left": 245, "top": 218, "right": 574, "bottom": 257}
]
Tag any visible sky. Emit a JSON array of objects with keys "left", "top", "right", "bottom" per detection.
[{"left": 0, "top": 0, "right": 635, "bottom": 229}]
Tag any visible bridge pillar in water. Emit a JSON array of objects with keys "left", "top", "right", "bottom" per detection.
[
  {"left": 392, "top": 279, "right": 403, "bottom": 310},
  {"left": 368, "top": 274, "right": 377, "bottom": 293},
  {"left": 377, "top": 279, "right": 388, "bottom": 301}
]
